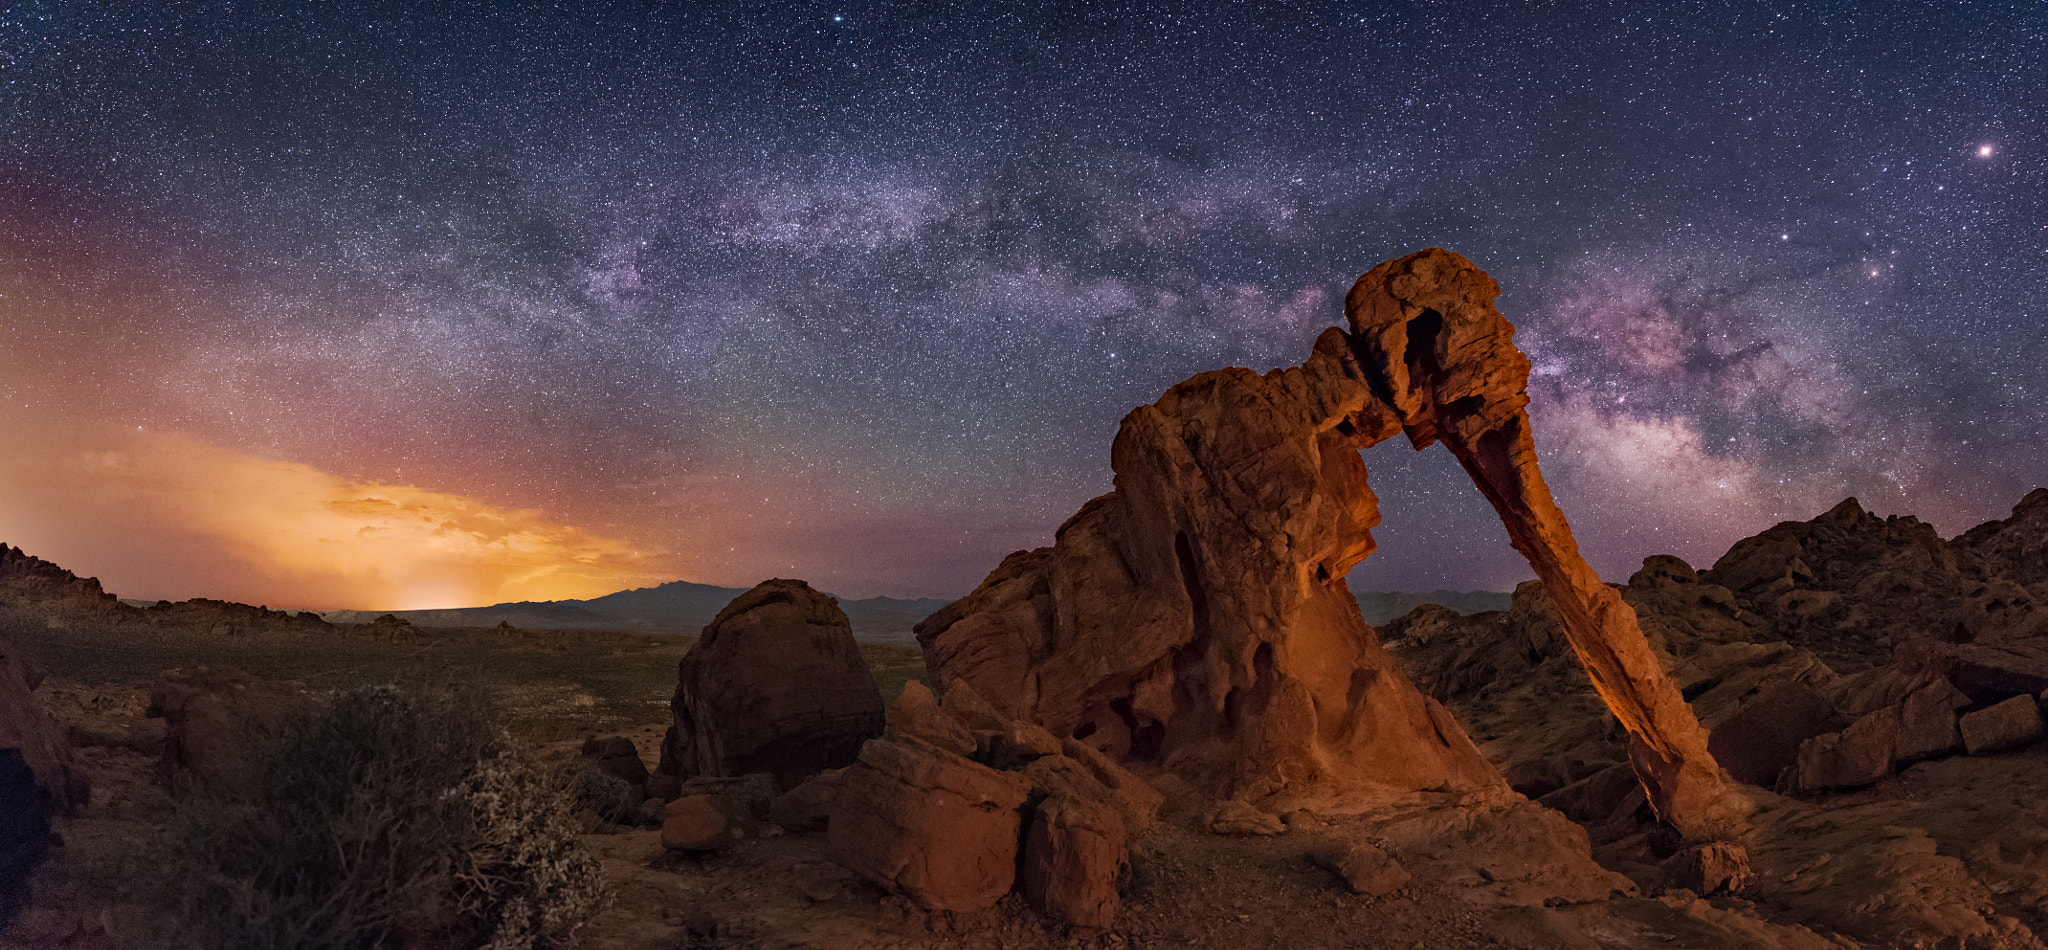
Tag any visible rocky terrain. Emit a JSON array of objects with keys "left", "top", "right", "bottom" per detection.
[{"left": 5, "top": 250, "right": 2048, "bottom": 948}]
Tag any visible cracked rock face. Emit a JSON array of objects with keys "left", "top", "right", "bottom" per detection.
[{"left": 918, "top": 249, "right": 1739, "bottom": 835}]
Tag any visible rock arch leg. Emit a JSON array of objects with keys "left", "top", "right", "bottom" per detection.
[{"left": 1346, "top": 249, "right": 1746, "bottom": 839}]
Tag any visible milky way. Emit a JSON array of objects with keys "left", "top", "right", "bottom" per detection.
[{"left": 1, "top": 4, "right": 2042, "bottom": 607}]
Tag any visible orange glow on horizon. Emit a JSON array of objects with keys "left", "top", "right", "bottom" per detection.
[{"left": 0, "top": 423, "right": 661, "bottom": 610}]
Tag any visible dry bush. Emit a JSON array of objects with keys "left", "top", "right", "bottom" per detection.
[{"left": 171, "top": 684, "right": 607, "bottom": 949}]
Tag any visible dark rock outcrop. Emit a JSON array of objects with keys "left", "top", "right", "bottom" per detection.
[
  {"left": 148, "top": 670, "right": 309, "bottom": 792},
  {"left": 0, "top": 543, "right": 142, "bottom": 627},
  {"left": 657, "top": 579, "right": 885, "bottom": 791},
  {"left": 0, "top": 625, "right": 87, "bottom": 929}
]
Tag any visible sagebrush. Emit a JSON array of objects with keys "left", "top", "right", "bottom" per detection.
[{"left": 172, "top": 684, "right": 607, "bottom": 949}]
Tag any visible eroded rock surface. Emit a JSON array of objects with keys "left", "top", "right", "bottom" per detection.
[
  {"left": 920, "top": 248, "right": 1735, "bottom": 837},
  {"left": 0, "top": 623, "right": 87, "bottom": 928},
  {"left": 658, "top": 579, "right": 885, "bottom": 791}
]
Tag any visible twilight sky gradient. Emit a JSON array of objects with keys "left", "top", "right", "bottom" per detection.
[{"left": 2, "top": 4, "right": 2042, "bottom": 609}]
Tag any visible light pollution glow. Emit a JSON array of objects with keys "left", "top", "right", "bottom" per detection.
[{"left": 0, "top": 423, "right": 658, "bottom": 610}]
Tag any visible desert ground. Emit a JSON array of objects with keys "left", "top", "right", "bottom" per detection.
[{"left": 0, "top": 612, "right": 1891, "bottom": 949}]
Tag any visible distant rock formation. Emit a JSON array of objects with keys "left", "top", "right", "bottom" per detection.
[
  {"left": 2, "top": 542, "right": 334, "bottom": 638},
  {"left": 918, "top": 249, "right": 1739, "bottom": 837},
  {"left": 0, "top": 543, "right": 142, "bottom": 627},
  {"left": 143, "top": 598, "right": 335, "bottom": 637},
  {"left": 657, "top": 579, "right": 885, "bottom": 790}
]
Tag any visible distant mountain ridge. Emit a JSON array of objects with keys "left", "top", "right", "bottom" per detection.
[
  {"left": 312, "top": 578, "right": 953, "bottom": 645},
  {"left": 311, "top": 580, "right": 1512, "bottom": 642}
]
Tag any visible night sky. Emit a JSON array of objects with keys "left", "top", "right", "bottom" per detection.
[{"left": 2, "top": 3, "right": 2041, "bottom": 610}]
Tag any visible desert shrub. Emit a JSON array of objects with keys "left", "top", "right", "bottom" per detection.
[{"left": 171, "top": 684, "right": 607, "bottom": 949}]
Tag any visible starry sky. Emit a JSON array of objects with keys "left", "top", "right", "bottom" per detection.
[{"left": 1, "top": 3, "right": 2042, "bottom": 610}]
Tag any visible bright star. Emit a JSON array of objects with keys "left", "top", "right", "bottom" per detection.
[{"left": 1978, "top": 144, "right": 1994, "bottom": 157}]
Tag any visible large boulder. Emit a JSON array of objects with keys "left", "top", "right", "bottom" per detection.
[
  {"left": 658, "top": 579, "right": 884, "bottom": 791},
  {"left": 1959, "top": 694, "right": 2043, "bottom": 755},
  {"left": 0, "top": 633, "right": 85, "bottom": 816},
  {"left": 1020, "top": 793, "right": 1125, "bottom": 927},
  {"left": 827, "top": 681, "right": 1159, "bottom": 923},
  {"left": 825, "top": 734, "right": 1030, "bottom": 912},
  {"left": 149, "top": 670, "right": 308, "bottom": 792},
  {"left": 1, "top": 628, "right": 87, "bottom": 930}
]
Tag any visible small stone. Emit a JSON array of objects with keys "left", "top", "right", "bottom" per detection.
[
  {"left": 661, "top": 793, "right": 751, "bottom": 851},
  {"left": 1205, "top": 799, "right": 1285, "bottom": 836},
  {"left": 1665, "top": 841, "right": 1753, "bottom": 895},
  {"left": 1311, "top": 842, "right": 1411, "bottom": 897},
  {"left": 771, "top": 768, "right": 842, "bottom": 834}
]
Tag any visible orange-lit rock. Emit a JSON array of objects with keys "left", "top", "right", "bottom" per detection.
[
  {"left": 1347, "top": 249, "right": 1746, "bottom": 838},
  {"left": 918, "top": 322, "right": 1501, "bottom": 808},
  {"left": 920, "top": 248, "right": 1744, "bottom": 839}
]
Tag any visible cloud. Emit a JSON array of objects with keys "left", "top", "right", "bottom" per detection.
[{"left": 0, "top": 423, "right": 655, "bottom": 609}]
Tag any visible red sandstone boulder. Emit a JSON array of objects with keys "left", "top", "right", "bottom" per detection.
[
  {"left": 658, "top": 579, "right": 884, "bottom": 790},
  {"left": 1894, "top": 681, "right": 1967, "bottom": 764},
  {"left": 1668, "top": 841, "right": 1754, "bottom": 895},
  {"left": 1206, "top": 799, "right": 1287, "bottom": 836},
  {"left": 1021, "top": 794, "right": 1126, "bottom": 927},
  {"left": 1794, "top": 706, "right": 1898, "bottom": 793},
  {"left": 149, "top": 670, "right": 308, "bottom": 792},
  {"left": 2, "top": 626, "right": 87, "bottom": 919},
  {"left": 1959, "top": 695, "right": 2043, "bottom": 755},
  {"left": 825, "top": 735, "right": 1030, "bottom": 912},
  {"left": 661, "top": 793, "right": 753, "bottom": 851},
  {"left": 769, "top": 768, "right": 842, "bottom": 834}
]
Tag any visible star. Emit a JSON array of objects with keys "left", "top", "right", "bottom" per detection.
[{"left": 1978, "top": 144, "right": 1995, "bottom": 157}]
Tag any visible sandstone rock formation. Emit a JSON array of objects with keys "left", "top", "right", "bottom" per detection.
[
  {"left": 1, "top": 623, "right": 88, "bottom": 928},
  {"left": 657, "top": 579, "right": 885, "bottom": 790},
  {"left": 148, "top": 670, "right": 310, "bottom": 792},
  {"left": 827, "top": 681, "right": 1157, "bottom": 923},
  {"left": 1381, "top": 486, "right": 2048, "bottom": 946},
  {"left": 0, "top": 634, "right": 86, "bottom": 817},
  {"left": 918, "top": 248, "right": 1738, "bottom": 837}
]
